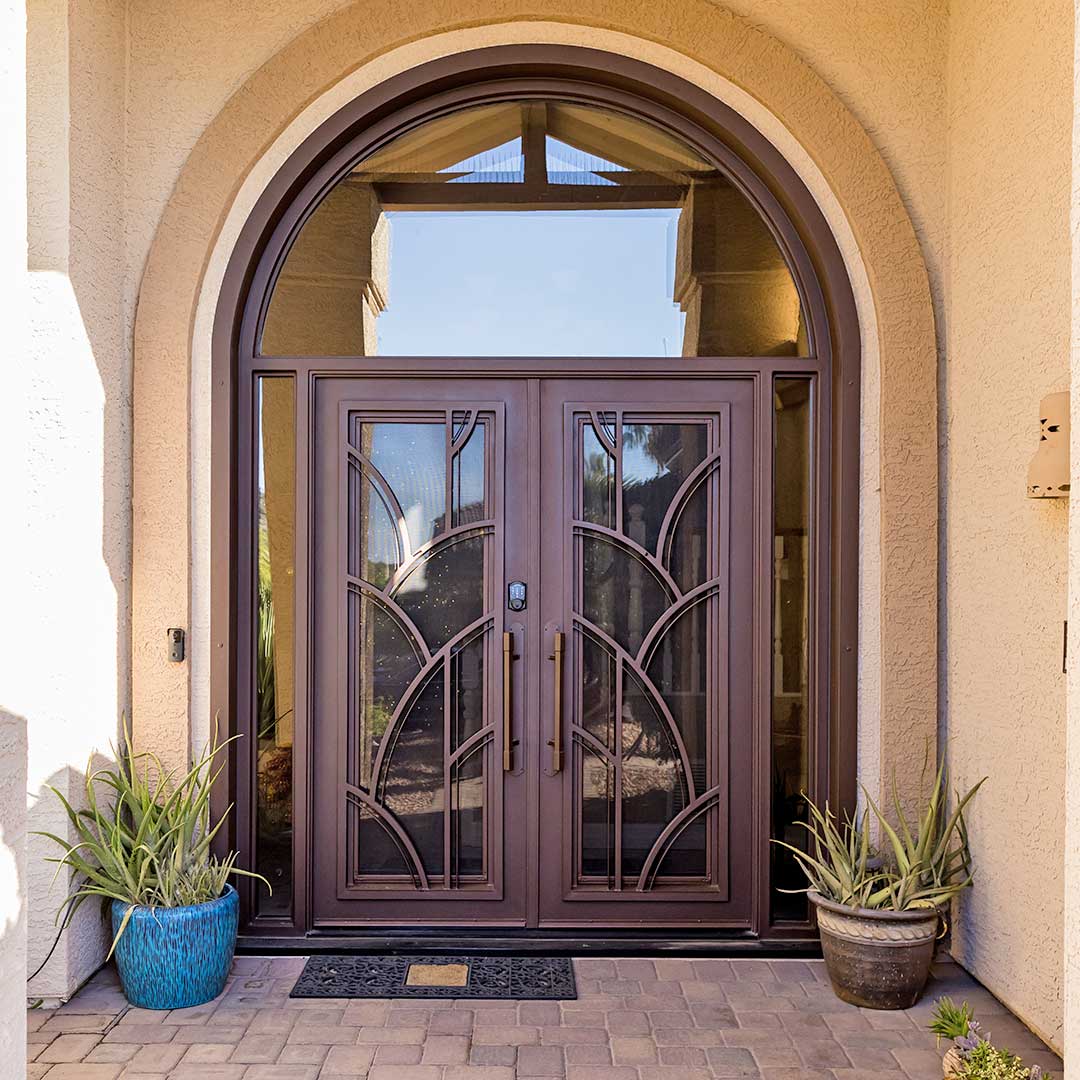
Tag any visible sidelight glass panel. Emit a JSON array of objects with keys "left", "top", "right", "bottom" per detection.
[
  {"left": 255, "top": 376, "right": 296, "bottom": 917},
  {"left": 261, "top": 100, "right": 807, "bottom": 358},
  {"left": 771, "top": 377, "right": 813, "bottom": 921}
]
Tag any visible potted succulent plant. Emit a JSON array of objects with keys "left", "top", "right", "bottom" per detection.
[
  {"left": 39, "top": 722, "right": 268, "bottom": 1010},
  {"left": 773, "top": 760, "right": 984, "bottom": 1009},
  {"left": 930, "top": 998, "right": 1051, "bottom": 1079}
]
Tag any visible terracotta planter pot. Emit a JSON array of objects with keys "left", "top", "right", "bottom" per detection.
[{"left": 809, "top": 890, "right": 940, "bottom": 1010}]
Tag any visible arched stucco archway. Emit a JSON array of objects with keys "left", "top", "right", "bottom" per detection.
[{"left": 130, "top": 2, "right": 936, "bottom": 821}]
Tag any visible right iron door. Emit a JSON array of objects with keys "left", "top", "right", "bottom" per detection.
[{"left": 537, "top": 377, "right": 757, "bottom": 928}]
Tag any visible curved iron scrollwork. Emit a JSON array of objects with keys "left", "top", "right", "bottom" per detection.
[
  {"left": 343, "top": 409, "right": 496, "bottom": 892},
  {"left": 572, "top": 413, "right": 724, "bottom": 891}
]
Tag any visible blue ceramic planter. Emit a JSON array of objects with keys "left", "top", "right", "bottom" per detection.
[{"left": 110, "top": 885, "right": 238, "bottom": 1010}]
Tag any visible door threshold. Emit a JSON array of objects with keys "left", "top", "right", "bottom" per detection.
[{"left": 237, "top": 929, "right": 821, "bottom": 958}]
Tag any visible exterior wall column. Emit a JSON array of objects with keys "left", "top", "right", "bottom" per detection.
[
  {"left": 0, "top": 0, "right": 29, "bottom": 1069},
  {"left": 1065, "top": 3, "right": 1080, "bottom": 1066}
]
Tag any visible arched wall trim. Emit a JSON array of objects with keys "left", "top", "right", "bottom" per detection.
[{"left": 131, "top": 8, "right": 936, "bottom": 820}]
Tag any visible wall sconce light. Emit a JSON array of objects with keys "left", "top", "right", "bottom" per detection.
[{"left": 1027, "top": 391, "right": 1070, "bottom": 498}]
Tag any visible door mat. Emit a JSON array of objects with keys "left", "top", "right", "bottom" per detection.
[{"left": 289, "top": 954, "right": 577, "bottom": 1000}]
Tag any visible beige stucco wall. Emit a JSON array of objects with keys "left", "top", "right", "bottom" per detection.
[
  {"left": 0, "top": 0, "right": 30, "bottom": 1068},
  {"left": 1065, "top": 2, "right": 1080, "bottom": 1070},
  {"left": 19, "top": 0, "right": 129, "bottom": 1001},
  {"left": 943, "top": 0, "right": 1072, "bottom": 1051},
  {"left": 35, "top": 0, "right": 1071, "bottom": 1028}
]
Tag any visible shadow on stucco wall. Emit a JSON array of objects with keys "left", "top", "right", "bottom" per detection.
[
  {"left": 0, "top": 709, "right": 28, "bottom": 1066},
  {"left": 26, "top": 758, "right": 114, "bottom": 1003}
]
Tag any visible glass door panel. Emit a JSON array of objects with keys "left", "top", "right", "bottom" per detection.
[
  {"left": 311, "top": 378, "right": 529, "bottom": 925},
  {"left": 538, "top": 378, "right": 756, "bottom": 928}
]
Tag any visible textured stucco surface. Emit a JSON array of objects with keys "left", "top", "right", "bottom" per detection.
[
  {"left": 943, "top": 0, "right": 1072, "bottom": 1052},
  {"left": 1066, "top": 2, "right": 1080, "bottom": 1068},
  {"left": 0, "top": 0, "right": 29, "bottom": 1070},
  {"left": 20, "top": 0, "right": 944, "bottom": 1005},
  {"left": 131, "top": 0, "right": 937, "bottom": 823},
  {"left": 19, "top": 0, "right": 128, "bottom": 1001},
  {"left": 0, "top": 715, "right": 27, "bottom": 1080}
]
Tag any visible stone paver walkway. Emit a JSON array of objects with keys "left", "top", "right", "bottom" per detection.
[{"left": 26, "top": 956, "right": 1062, "bottom": 1080}]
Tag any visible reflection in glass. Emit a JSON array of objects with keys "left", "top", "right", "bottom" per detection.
[
  {"left": 255, "top": 377, "right": 295, "bottom": 916},
  {"left": 575, "top": 410, "right": 721, "bottom": 889},
  {"left": 452, "top": 423, "right": 486, "bottom": 526},
  {"left": 582, "top": 423, "right": 614, "bottom": 527},
  {"left": 356, "top": 596, "right": 423, "bottom": 789},
  {"left": 379, "top": 669, "right": 445, "bottom": 876},
  {"left": 357, "top": 421, "right": 446, "bottom": 552},
  {"left": 451, "top": 746, "right": 485, "bottom": 879},
  {"left": 622, "top": 422, "right": 708, "bottom": 554},
  {"left": 261, "top": 100, "right": 806, "bottom": 358},
  {"left": 354, "top": 473, "right": 400, "bottom": 587},
  {"left": 621, "top": 667, "right": 687, "bottom": 878},
  {"left": 582, "top": 534, "right": 673, "bottom": 655},
  {"left": 667, "top": 479, "right": 710, "bottom": 594},
  {"left": 771, "top": 378, "right": 812, "bottom": 921},
  {"left": 450, "top": 633, "right": 486, "bottom": 878},
  {"left": 580, "top": 632, "right": 616, "bottom": 752},
  {"left": 647, "top": 601, "right": 709, "bottom": 796},
  {"left": 581, "top": 746, "right": 614, "bottom": 879},
  {"left": 394, "top": 535, "right": 485, "bottom": 651},
  {"left": 345, "top": 410, "right": 494, "bottom": 887}
]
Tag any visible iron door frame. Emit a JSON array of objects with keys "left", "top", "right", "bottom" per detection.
[
  {"left": 212, "top": 44, "right": 861, "bottom": 944},
  {"left": 309, "top": 374, "right": 532, "bottom": 927}
]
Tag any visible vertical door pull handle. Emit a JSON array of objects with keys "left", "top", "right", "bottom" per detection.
[
  {"left": 547, "top": 631, "right": 565, "bottom": 773},
  {"left": 503, "top": 631, "right": 514, "bottom": 772}
]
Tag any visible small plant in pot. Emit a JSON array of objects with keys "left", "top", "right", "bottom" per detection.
[
  {"left": 773, "top": 760, "right": 984, "bottom": 1010},
  {"left": 930, "top": 997, "right": 1051, "bottom": 1079},
  {"left": 39, "top": 721, "right": 268, "bottom": 1010}
]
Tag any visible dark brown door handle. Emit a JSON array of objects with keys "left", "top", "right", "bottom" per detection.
[
  {"left": 503, "top": 631, "right": 514, "bottom": 772},
  {"left": 547, "top": 631, "right": 565, "bottom": 773}
]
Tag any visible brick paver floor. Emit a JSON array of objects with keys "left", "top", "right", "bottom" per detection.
[{"left": 26, "top": 955, "right": 1063, "bottom": 1079}]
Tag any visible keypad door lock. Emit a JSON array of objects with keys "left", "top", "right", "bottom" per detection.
[{"left": 507, "top": 581, "right": 527, "bottom": 611}]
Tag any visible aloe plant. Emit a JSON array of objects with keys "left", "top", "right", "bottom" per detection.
[
  {"left": 931, "top": 997, "right": 976, "bottom": 1043},
  {"left": 37, "top": 718, "right": 268, "bottom": 955},
  {"left": 772, "top": 757, "right": 984, "bottom": 911}
]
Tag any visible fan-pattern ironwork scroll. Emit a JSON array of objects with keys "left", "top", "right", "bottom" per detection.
[
  {"left": 343, "top": 410, "right": 495, "bottom": 891},
  {"left": 574, "top": 412, "right": 724, "bottom": 891}
]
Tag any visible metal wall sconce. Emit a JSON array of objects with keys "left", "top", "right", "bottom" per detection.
[{"left": 1027, "top": 391, "right": 1070, "bottom": 498}]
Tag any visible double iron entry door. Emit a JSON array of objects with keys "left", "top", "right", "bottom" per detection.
[{"left": 312, "top": 374, "right": 755, "bottom": 929}]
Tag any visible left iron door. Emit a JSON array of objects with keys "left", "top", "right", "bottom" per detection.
[{"left": 311, "top": 376, "right": 529, "bottom": 926}]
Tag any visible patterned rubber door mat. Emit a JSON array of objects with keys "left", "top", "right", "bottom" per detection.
[{"left": 289, "top": 955, "right": 577, "bottom": 1000}]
